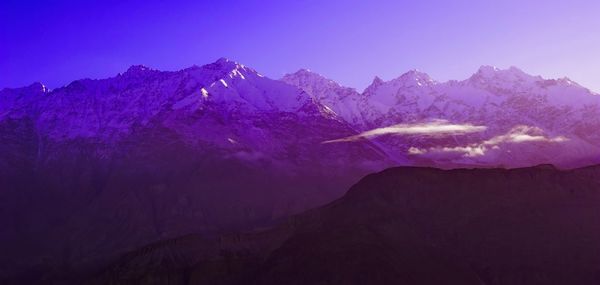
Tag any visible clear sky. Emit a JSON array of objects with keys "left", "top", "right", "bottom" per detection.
[{"left": 2, "top": 0, "right": 599, "bottom": 92}]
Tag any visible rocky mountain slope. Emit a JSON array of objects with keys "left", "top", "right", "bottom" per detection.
[{"left": 87, "top": 164, "right": 600, "bottom": 285}]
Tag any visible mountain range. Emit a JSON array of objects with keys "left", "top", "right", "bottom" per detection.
[
  {"left": 283, "top": 65, "right": 600, "bottom": 168},
  {"left": 2, "top": 58, "right": 600, "bottom": 283}
]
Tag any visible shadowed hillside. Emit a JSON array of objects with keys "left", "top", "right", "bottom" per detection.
[{"left": 82, "top": 165, "right": 600, "bottom": 285}]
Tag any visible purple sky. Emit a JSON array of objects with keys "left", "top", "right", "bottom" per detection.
[{"left": 2, "top": 0, "right": 600, "bottom": 92}]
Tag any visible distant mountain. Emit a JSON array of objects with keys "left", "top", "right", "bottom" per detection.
[
  {"left": 88, "top": 165, "right": 600, "bottom": 285},
  {"left": 283, "top": 65, "right": 600, "bottom": 168},
  {"left": 281, "top": 69, "right": 365, "bottom": 126}
]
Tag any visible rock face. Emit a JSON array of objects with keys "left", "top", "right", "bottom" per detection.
[{"left": 91, "top": 165, "right": 600, "bottom": 285}]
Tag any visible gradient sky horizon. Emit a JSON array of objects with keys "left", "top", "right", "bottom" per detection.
[{"left": 2, "top": 0, "right": 599, "bottom": 92}]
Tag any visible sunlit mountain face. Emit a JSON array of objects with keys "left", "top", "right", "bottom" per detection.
[
  {"left": 2, "top": 58, "right": 600, "bottom": 284},
  {"left": 285, "top": 64, "right": 600, "bottom": 168}
]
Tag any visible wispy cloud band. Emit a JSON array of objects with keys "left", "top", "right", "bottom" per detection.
[
  {"left": 408, "top": 125, "right": 568, "bottom": 157},
  {"left": 323, "top": 120, "right": 486, "bottom": 144}
]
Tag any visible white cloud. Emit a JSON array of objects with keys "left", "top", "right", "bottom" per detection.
[
  {"left": 482, "top": 125, "right": 567, "bottom": 145},
  {"left": 408, "top": 125, "right": 568, "bottom": 158},
  {"left": 440, "top": 146, "right": 487, "bottom": 157},
  {"left": 408, "top": 147, "right": 427, "bottom": 155},
  {"left": 323, "top": 119, "right": 487, "bottom": 144}
]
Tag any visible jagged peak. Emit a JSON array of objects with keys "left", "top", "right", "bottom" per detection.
[
  {"left": 472, "top": 65, "right": 531, "bottom": 79},
  {"left": 296, "top": 68, "right": 312, "bottom": 73},
  {"left": 508, "top": 66, "right": 525, "bottom": 73},
  {"left": 203, "top": 57, "right": 253, "bottom": 74},
  {"left": 205, "top": 57, "right": 236, "bottom": 68},
  {"left": 397, "top": 69, "right": 435, "bottom": 84},
  {"left": 215, "top": 57, "right": 230, "bottom": 63},
  {"left": 126, "top": 64, "right": 154, "bottom": 73},
  {"left": 187, "top": 58, "right": 260, "bottom": 87},
  {"left": 543, "top": 76, "right": 593, "bottom": 93},
  {"left": 476, "top": 65, "right": 500, "bottom": 74},
  {"left": 371, "top": 76, "right": 384, "bottom": 85},
  {"left": 1, "top": 82, "right": 49, "bottom": 94},
  {"left": 555, "top": 76, "right": 582, "bottom": 87},
  {"left": 402, "top": 69, "right": 426, "bottom": 76},
  {"left": 27, "top": 82, "right": 49, "bottom": 93},
  {"left": 468, "top": 66, "right": 594, "bottom": 94},
  {"left": 120, "top": 65, "right": 160, "bottom": 79},
  {"left": 362, "top": 76, "right": 385, "bottom": 94},
  {"left": 281, "top": 69, "right": 348, "bottom": 91},
  {"left": 289, "top": 68, "right": 316, "bottom": 76},
  {"left": 467, "top": 65, "right": 543, "bottom": 85},
  {"left": 365, "top": 69, "right": 437, "bottom": 90},
  {"left": 364, "top": 70, "right": 437, "bottom": 90},
  {"left": 283, "top": 68, "right": 328, "bottom": 81},
  {"left": 559, "top": 76, "right": 573, "bottom": 83},
  {"left": 212, "top": 57, "right": 243, "bottom": 68}
]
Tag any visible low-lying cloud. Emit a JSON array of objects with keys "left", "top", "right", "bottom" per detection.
[
  {"left": 323, "top": 120, "right": 487, "bottom": 144},
  {"left": 408, "top": 125, "right": 568, "bottom": 157}
]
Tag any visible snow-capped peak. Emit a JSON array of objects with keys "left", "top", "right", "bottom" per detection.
[
  {"left": 395, "top": 69, "right": 436, "bottom": 86},
  {"left": 208, "top": 57, "right": 247, "bottom": 71},
  {"left": 465, "top": 65, "right": 545, "bottom": 92},
  {"left": 215, "top": 57, "right": 232, "bottom": 64},
  {"left": 200, "top": 58, "right": 234, "bottom": 72},
  {"left": 399, "top": 69, "right": 430, "bottom": 79},
  {"left": 364, "top": 70, "right": 436, "bottom": 93},
  {"left": 27, "top": 82, "right": 49, "bottom": 93},
  {"left": 281, "top": 69, "right": 362, "bottom": 103},
  {"left": 285, "top": 68, "right": 321, "bottom": 79},
  {"left": 470, "top": 65, "right": 536, "bottom": 81},
  {"left": 280, "top": 68, "right": 363, "bottom": 124},
  {"left": 474, "top": 65, "right": 501, "bottom": 77},
  {"left": 197, "top": 58, "right": 256, "bottom": 81},
  {"left": 281, "top": 69, "right": 344, "bottom": 90}
]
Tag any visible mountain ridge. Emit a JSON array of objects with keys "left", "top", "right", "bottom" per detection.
[
  {"left": 4, "top": 58, "right": 600, "bottom": 168},
  {"left": 282, "top": 62, "right": 600, "bottom": 168},
  {"left": 84, "top": 163, "right": 600, "bottom": 285},
  {"left": 3, "top": 58, "right": 600, "bottom": 283}
]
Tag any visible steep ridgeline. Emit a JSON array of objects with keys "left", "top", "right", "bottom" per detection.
[
  {"left": 90, "top": 165, "right": 600, "bottom": 285},
  {"left": 282, "top": 66, "right": 600, "bottom": 168},
  {"left": 0, "top": 59, "right": 389, "bottom": 282}
]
